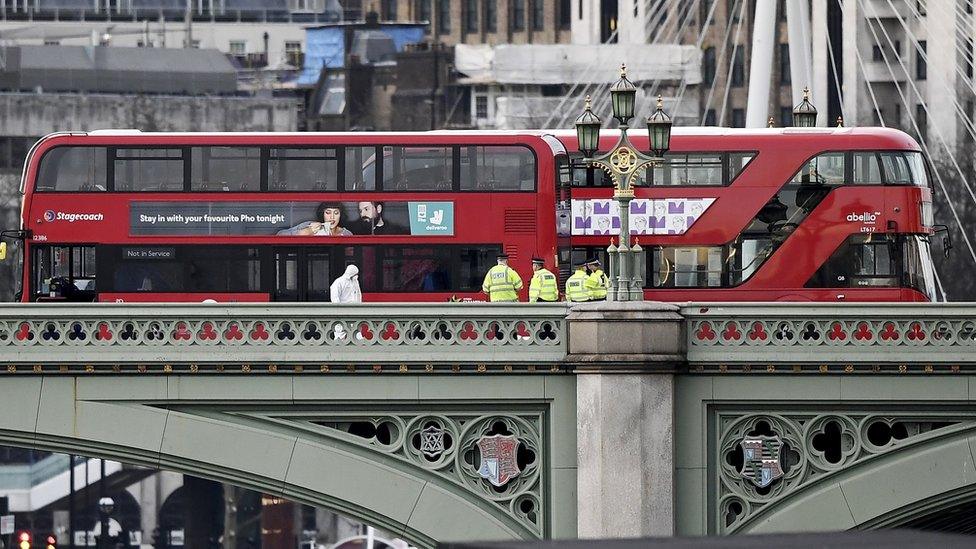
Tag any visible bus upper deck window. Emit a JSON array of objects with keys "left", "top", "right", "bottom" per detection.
[
  {"left": 460, "top": 146, "right": 536, "bottom": 191},
  {"left": 114, "top": 148, "right": 184, "bottom": 192},
  {"left": 382, "top": 146, "right": 452, "bottom": 191},
  {"left": 268, "top": 147, "right": 339, "bottom": 191},
  {"left": 853, "top": 153, "right": 883, "bottom": 184},
  {"left": 905, "top": 152, "right": 930, "bottom": 187},
  {"left": 880, "top": 152, "right": 913, "bottom": 185},
  {"left": 346, "top": 147, "right": 377, "bottom": 191},
  {"left": 36, "top": 147, "right": 107, "bottom": 192},
  {"left": 192, "top": 147, "right": 261, "bottom": 192},
  {"left": 793, "top": 153, "right": 845, "bottom": 186}
]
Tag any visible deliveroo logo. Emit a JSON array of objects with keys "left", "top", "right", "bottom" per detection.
[{"left": 408, "top": 202, "right": 454, "bottom": 235}]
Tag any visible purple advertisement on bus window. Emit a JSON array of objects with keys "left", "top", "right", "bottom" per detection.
[
  {"left": 129, "top": 201, "right": 454, "bottom": 237},
  {"left": 570, "top": 198, "right": 716, "bottom": 236}
]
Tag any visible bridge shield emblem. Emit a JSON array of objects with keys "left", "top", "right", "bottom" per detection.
[
  {"left": 477, "top": 434, "right": 521, "bottom": 487},
  {"left": 739, "top": 435, "right": 784, "bottom": 488}
]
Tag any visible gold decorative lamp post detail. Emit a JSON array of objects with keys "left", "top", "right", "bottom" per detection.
[{"left": 574, "top": 63, "right": 673, "bottom": 301}]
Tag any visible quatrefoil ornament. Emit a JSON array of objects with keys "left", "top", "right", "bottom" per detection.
[{"left": 609, "top": 146, "right": 638, "bottom": 174}]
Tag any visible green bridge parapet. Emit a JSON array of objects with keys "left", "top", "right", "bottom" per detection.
[
  {"left": 683, "top": 302, "right": 976, "bottom": 366},
  {"left": 0, "top": 303, "right": 569, "bottom": 369},
  {"left": 3, "top": 302, "right": 976, "bottom": 372}
]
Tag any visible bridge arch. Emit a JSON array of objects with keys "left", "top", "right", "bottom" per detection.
[
  {"left": 739, "top": 422, "right": 976, "bottom": 534},
  {"left": 0, "top": 376, "right": 562, "bottom": 548}
]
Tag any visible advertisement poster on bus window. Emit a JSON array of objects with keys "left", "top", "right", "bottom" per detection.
[
  {"left": 570, "top": 198, "right": 716, "bottom": 236},
  {"left": 129, "top": 200, "right": 454, "bottom": 237}
]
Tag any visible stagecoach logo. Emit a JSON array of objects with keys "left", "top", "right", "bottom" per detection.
[
  {"left": 476, "top": 434, "right": 522, "bottom": 487},
  {"left": 846, "top": 211, "right": 880, "bottom": 223},
  {"left": 739, "top": 435, "right": 785, "bottom": 488},
  {"left": 42, "top": 209, "right": 104, "bottom": 223}
]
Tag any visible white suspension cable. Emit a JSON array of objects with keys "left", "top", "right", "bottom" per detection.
[
  {"left": 854, "top": 0, "right": 976, "bottom": 269},
  {"left": 889, "top": 0, "right": 976, "bottom": 149},
  {"left": 700, "top": 0, "right": 743, "bottom": 124},
  {"left": 863, "top": 0, "right": 976, "bottom": 210},
  {"left": 719, "top": 0, "right": 748, "bottom": 125}
]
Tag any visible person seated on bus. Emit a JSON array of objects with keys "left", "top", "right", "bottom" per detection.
[{"left": 277, "top": 202, "right": 353, "bottom": 236}]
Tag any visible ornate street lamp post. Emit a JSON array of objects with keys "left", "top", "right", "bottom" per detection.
[{"left": 574, "top": 64, "right": 673, "bottom": 301}]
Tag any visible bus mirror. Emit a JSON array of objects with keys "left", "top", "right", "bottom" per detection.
[
  {"left": 933, "top": 224, "right": 952, "bottom": 258},
  {"left": 0, "top": 242, "right": 5, "bottom": 261}
]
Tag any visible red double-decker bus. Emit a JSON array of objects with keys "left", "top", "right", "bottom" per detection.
[
  {"left": 6, "top": 126, "right": 938, "bottom": 303},
  {"left": 12, "top": 130, "right": 560, "bottom": 302},
  {"left": 555, "top": 127, "right": 939, "bottom": 302}
]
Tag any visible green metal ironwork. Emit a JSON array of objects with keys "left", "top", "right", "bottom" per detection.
[
  {"left": 0, "top": 374, "right": 578, "bottom": 547},
  {"left": 682, "top": 303, "right": 976, "bottom": 365},
  {"left": 0, "top": 303, "right": 567, "bottom": 366}
]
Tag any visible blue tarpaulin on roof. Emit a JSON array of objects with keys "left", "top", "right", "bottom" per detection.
[{"left": 297, "top": 24, "right": 425, "bottom": 86}]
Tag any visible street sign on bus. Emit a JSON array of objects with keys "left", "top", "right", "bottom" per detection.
[{"left": 0, "top": 514, "right": 15, "bottom": 535}]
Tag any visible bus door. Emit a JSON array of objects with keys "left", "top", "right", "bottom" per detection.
[{"left": 272, "top": 247, "right": 332, "bottom": 302}]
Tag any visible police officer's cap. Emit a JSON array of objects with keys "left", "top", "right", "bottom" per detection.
[
  {"left": 574, "top": 260, "right": 587, "bottom": 268},
  {"left": 497, "top": 253, "right": 510, "bottom": 260},
  {"left": 587, "top": 257, "right": 602, "bottom": 266},
  {"left": 531, "top": 256, "right": 545, "bottom": 265}
]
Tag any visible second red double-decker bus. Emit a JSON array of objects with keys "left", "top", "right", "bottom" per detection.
[{"left": 6, "top": 126, "right": 939, "bottom": 303}]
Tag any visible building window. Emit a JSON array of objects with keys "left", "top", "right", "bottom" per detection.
[
  {"left": 916, "top": 104, "right": 927, "bottom": 140},
  {"left": 437, "top": 0, "right": 451, "bottom": 33},
  {"left": 531, "top": 0, "right": 545, "bottom": 31},
  {"left": 779, "top": 43, "right": 790, "bottom": 84},
  {"left": 702, "top": 46, "right": 716, "bottom": 85},
  {"left": 229, "top": 40, "right": 246, "bottom": 55},
  {"left": 290, "top": 0, "right": 321, "bottom": 11},
  {"left": 475, "top": 95, "right": 489, "bottom": 119},
  {"left": 559, "top": 0, "right": 571, "bottom": 28},
  {"left": 512, "top": 0, "right": 526, "bottom": 31},
  {"left": 731, "top": 48, "right": 744, "bottom": 87},
  {"left": 285, "top": 41, "right": 303, "bottom": 67},
  {"left": 917, "top": 0, "right": 926, "bottom": 16},
  {"left": 727, "top": 0, "right": 739, "bottom": 22},
  {"left": 485, "top": 0, "right": 498, "bottom": 32},
  {"left": 418, "top": 0, "right": 432, "bottom": 22},
  {"left": 893, "top": 40, "right": 901, "bottom": 54},
  {"left": 731, "top": 108, "right": 745, "bottom": 128},
  {"left": 381, "top": 0, "right": 397, "bottom": 20},
  {"left": 704, "top": 109, "right": 716, "bottom": 126},
  {"left": 916, "top": 40, "right": 927, "bottom": 80},
  {"left": 465, "top": 0, "right": 479, "bottom": 32},
  {"left": 872, "top": 44, "right": 883, "bottom": 62}
]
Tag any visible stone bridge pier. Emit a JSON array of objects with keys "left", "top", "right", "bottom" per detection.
[{"left": 568, "top": 302, "right": 684, "bottom": 538}]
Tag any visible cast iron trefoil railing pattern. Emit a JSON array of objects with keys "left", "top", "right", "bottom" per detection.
[
  {"left": 683, "top": 303, "right": 976, "bottom": 364},
  {"left": 0, "top": 303, "right": 567, "bottom": 365}
]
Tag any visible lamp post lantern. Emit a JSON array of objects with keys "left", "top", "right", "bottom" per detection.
[
  {"left": 573, "top": 63, "right": 673, "bottom": 301},
  {"left": 792, "top": 87, "right": 818, "bottom": 127}
]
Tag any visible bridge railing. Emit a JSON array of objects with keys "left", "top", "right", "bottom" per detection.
[
  {"left": 682, "top": 302, "right": 976, "bottom": 365},
  {"left": 0, "top": 303, "right": 568, "bottom": 366}
]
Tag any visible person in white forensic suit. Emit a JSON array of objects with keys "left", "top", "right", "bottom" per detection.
[{"left": 330, "top": 264, "right": 363, "bottom": 340}]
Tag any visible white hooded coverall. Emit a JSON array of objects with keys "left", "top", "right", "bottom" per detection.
[{"left": 330, "top": 264, "right": 362, "bottom": 303}]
